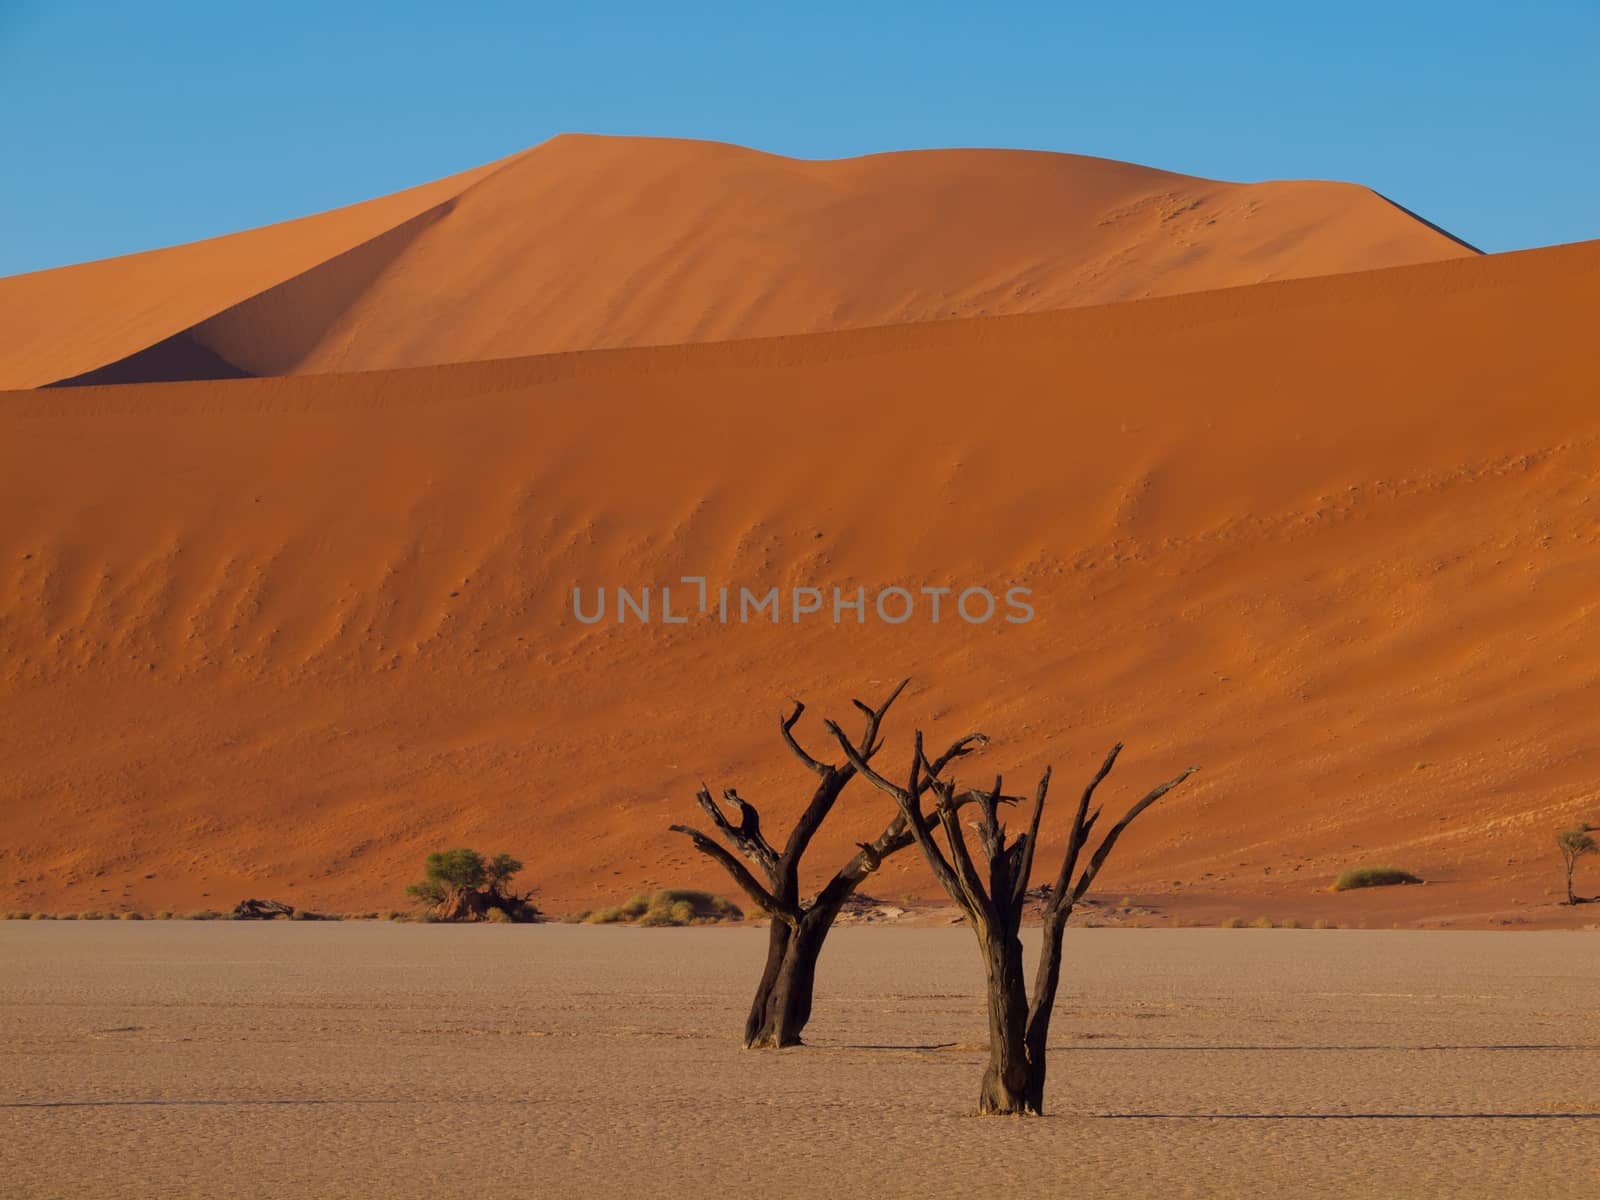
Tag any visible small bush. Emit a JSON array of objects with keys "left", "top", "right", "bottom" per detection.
[
  {"left": 1332, "top": 866, "right": 1421, "bottom": 892},
  {"left": 1279, "top": 917, "right": 1302, "bottom": 929},
  {"left": 185, "top": 909, "right": 224, "bottom": 921},
  {"left": 1221, "top": 916, "right": 1247, "bottom": 928},
  {"left": 119, "top": 912, "right": 143, "bottom": 921},
  {"left": 155, "top": 911, "right": 174, "bottom": 920},
  {"left": 407, "top": 847, "right": 539, "bottom": 922},
  {"left": 1249, "top": 916, "right": 1275, "bottom": 929},
  {"left": 1313, "top": 918, "right": 1336, "bottom": 929},
  {"left": 484, "top": 907, "right": 514, "bottom": 924},
  {"left": 31, "top": 912, "right": 56, "bottom": 921},
  {"left": 580, "top": 889, "right": 743, "bottom": 927}
]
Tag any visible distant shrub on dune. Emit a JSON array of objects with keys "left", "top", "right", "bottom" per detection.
[
  {"left": 31, "top": 912, "right": 56, "bottom": 921},
  {"left": 1556, "top": 826, "right": 1597, "bottom": 905},
  {"left": 1279, "top": 917, "right": 1303, "bottom": 929},
  {"left": 1221, "top": 916, "right": 1247, "bottom": 928},
  {"left": 1313, "top": 918, "right": 1337, "bottom": 929},
  {"left": 119, "top": 912, "right": 143, "bottom": 920},
  {"left": 154, "top": 911, "right": 174, "bottom": 920},
  {"left": 1249, "top": 916, "right": 1275, "bottom": 929},
  {"left": 1332, "top": 866, "right": 1421, "bottom": 892},
  {"left": 579, "top": 889, "right": 743, "bottom": 927}
]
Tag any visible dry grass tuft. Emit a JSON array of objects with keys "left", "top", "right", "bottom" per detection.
[
  {"left": 1333, "top": 866, "right": 1422, "bottom": 892},
  {"left": 578, "top": 889, "right": 743, "bottom": 927}
]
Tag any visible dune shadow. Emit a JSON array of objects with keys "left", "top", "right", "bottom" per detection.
[
  {"left": 1, "top": 1097, "right": 558, "bottom": 1110},
  {"left": 1098, "top": 1112, "right": 1600, "bottom": 1120},
  {"left": 835, "top": 1042, "right": 1595, "bottom": 1054},
  {"left": 1063, "top": 1043, "right": 1596, "bottom": 1053}
]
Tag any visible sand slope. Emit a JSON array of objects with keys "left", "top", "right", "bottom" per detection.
[
  {"left": 0, "top": 135, "right": 1474, "bottom": 388},
  {"left": 1, "top": 239, "right": 1597, "bottom": 917}
]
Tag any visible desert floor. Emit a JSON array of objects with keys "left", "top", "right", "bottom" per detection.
[{"left": 2, "top": 925, "right": 1597, "bottom": 1199}]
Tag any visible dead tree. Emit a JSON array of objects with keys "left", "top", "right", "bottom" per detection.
[
  {"left": 831, "top": 728, "right": 1197, "bottom": 1114},
  {"left": 1557, "top": 825, "right": 1597, "bottom": 905},
  {"left": 670, "top": 680, "right": 996, "bottom": 1048},
  {"left": 232, "top": 898, "right": 294, "bottom": 920}
]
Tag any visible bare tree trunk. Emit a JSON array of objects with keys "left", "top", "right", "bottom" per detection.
[
  {"left": 744, "top": 917, "right": 831, "bottom": 1048},
  {"left": 977, "top": 925, "right": 1037, "bottom": 1114}
]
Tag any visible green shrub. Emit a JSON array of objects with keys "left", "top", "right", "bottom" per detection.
[
  {"left": 407, "top": 848, "right": 538, "bottom": 921},
  {"left": 1332, "top": 866, "right": 1421, "bottom": 892}
]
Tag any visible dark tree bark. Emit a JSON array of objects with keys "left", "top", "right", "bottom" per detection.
[
  {"left": 832, "top": 728, "right": 1198, "bottom": 1115},
  {"left": 671, "top": 680, "right": 1002, "bottom": 1048}
]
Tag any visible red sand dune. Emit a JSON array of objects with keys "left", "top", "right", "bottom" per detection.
[
  {"left": 3, "top": 235, "right": 1598, "bottom": 922},
  {"left": 0, "top": 135, "right": 1474, "bottom": 389}
]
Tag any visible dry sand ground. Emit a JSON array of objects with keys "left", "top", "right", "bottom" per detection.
[{"left": 2, "top": 924, "right": 1596, "bottom": 1199}]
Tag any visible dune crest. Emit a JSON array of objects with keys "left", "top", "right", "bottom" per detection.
[{"left": 0, "top": 134, "right": 1475, "bottom": 388}]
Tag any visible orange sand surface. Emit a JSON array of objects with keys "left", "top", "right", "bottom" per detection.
[
  {"left": 0, "top": 135, "right": 1473, "bottom": 388},
  {"left": 1, "top": 924, "right": 1596, "bottom": 1199},
  {"left": 2, "top": 236, "right": 1598, "bottom": 920}
]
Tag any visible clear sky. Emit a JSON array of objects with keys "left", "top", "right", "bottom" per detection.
[{"left": 2, "top": 1, "right": 1595, "bottom": 276}]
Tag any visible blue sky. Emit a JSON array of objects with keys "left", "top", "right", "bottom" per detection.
[{"left": 2, "top": 1, "right": 1595, "bottom": 276}]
